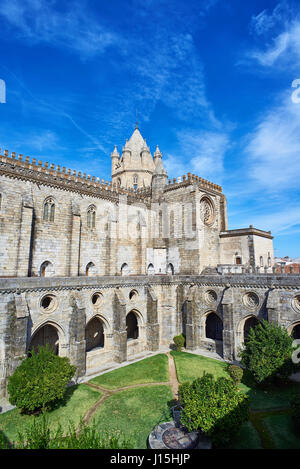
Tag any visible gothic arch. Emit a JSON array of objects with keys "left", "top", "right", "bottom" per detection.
[
  {"left": 204, "top": 312, "right": 223, "bottom": 341},
  {"left": 87, "top": 205, "right": 96, "bottom": 229},
  {"left": 43, "top": 196, "right": 56, "bottom": 222},
  {"left": 86, "top": 262, "right": 96, "bottom": 276},
  {"left": 235, "top": 314, "right": 261, "bottom": 357},
  {"left": 28, "top": 320, "right": 66, "bottom": 356},
  {"left": 126, "top": 310, "right": 141, "bottom": 340},
  {"left": 40, "top": 260, "right": 55, "bottom": 277},
  {"left": 147, "top": 263, "right": 154, "bottom": 275},
  {"left": 85, "top": 316, "right": 105, "bottom": 352},
  {"left": 121, "top": 263, "right": 129, "bottom": 276},
  {"left": 167, "top": 263, "right": 174, "bottom": 275},
  {"left": 287, "top": 321, "right": 300, "bottom": 340}
]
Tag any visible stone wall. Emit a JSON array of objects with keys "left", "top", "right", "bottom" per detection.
[{"left": 0, "top": 273, "right": 299, "bottom": 397}]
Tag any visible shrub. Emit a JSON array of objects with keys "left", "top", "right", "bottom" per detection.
[
  {"left": 173, "top": 334, "right": 185, "bottom": 352},
  {"left": 239, "top": 320, "right": 297, "bottom": 385},
  {"left": 7, "top": 345, "right": 76, "bottom": 413},
  {"left": 179, "top": 373, "right": 249, "bottom": 447},
  {"left": 14, "top": 415, "right": 134, "bottom": 449},
  {"left": 291, "top": 396, "right": 300, "bottom": 435},
  {"left": 228, "top": 365, "right": 244, "bottom": 386}
]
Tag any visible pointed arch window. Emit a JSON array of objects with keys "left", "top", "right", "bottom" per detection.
[
  {"left": 133, "top": 174, "right": 138, "bottom": 191},
  {"left": 87, "top": 205, "right": 96, "bottom": 229},
  {"left": 43, "top": 198, "right": 55, "bottom": 222}
]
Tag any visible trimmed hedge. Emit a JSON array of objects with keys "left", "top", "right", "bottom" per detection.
[
  {"left": 240, "top": 320, "right": 297, "bottom": 385},
  {"left": 173, "top": 334, "right": 185, "bottom": 352},
  {"left": 179, "top": 373, "right": 249, "bottom": 447},
  {"left": 7, "top": 346, "right": 76, "bottom": 413},
  {"left": 228, "top": 365, "right": 244, "bottom": 386}
]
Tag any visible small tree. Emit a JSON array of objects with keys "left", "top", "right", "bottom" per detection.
[
  {"left": 179, "top": 373, "right": 249, "bottom": 447},
  {"left": 173, "top": 334, "right": 185, "bottom": 352},
  {"left": 228, "top": 365, "right": 244, "bottom": 386},
  {"left": 240, "top": 320, "right": 297, "bottom": 385},
  {"left": 7, "top": 345, "right": 76, "bottom": 413}
]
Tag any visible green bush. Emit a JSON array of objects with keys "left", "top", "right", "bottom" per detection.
[
  {"left": 240, "top": 320, "right": 297, "bottom": 385},
  {"left": 179, "top": 373, "right": 249, "bottom": 447},
  {"left": 7, "top": 345, "right": 76, "bottom": 413},
  {"left": 228, "top": 365, "right": 244, "bottom": 386},
  {"left": 173, "top": 334, "right": 185, "bottom": 352},
  {"left": 291, "top": 396, "right": 300, "bottom": 435},
  {"left": 0, "top": 415, "right": 134, "bottom": 449}
]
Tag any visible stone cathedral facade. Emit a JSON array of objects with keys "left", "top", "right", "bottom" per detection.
[{"left": 0, "top": 126, "right": 299, "bottom": 397}]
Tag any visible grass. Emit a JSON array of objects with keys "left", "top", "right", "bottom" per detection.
[
  {"left": 239, "top": 370, "right": 300, "bottom": 410},
  {"left": 90, "top": 385, "right": 173, "bottom": 449},
  {"left": 0, "top": 384, "right": 101, "bottom": 444},
  {"left": 229, "top": 420, "right": 263, "bottom": 449},
  {"left": 89, "top": 353, "right": 169, "bottom": 389},
  {"left": 171, "top": 350, "right": 229, "bottom": 383},
  {"left": 263, "top": 413, "right": 300, "bottom": 449}
]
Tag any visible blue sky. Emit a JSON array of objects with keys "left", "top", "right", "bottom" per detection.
[{"left": 0, "top": 0, "right": 299, "bottom": 257}]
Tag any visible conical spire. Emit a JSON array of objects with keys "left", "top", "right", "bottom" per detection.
[
  {"left": 154, "top": 157, "right": 167, "bottom": 176},
  {"left": 111, "top": 145, "right": 119, "bottom": 158},
  {"left": 154, "top": 145, "right": 162, "bottom": 159}
]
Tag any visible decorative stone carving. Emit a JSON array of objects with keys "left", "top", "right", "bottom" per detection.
[
  {"left": 200, "top": 197, "right": 214, "bottom": 225},
  {"left": 243, "top": 292, "right": 259, "bottom": 310},
  {"left": 205, "top": 290, "right": 217, "bottom": 304},
  {"left": 292, "top": 295, "right": 300, "bottom": 313}
]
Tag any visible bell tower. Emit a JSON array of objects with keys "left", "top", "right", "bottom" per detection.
[{"left": 111, "top": 125, "right": 158, "bottom": 190}]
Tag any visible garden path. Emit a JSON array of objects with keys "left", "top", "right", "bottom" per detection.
[{"left": 83, "top": 352, "right": 180, "bottom": 425}]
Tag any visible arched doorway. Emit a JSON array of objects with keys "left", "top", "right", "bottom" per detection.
[
  {"left": 85, "top": 317, "right": 104, "bottom": 352},
  {"left": 126, "top": 311, "right": 139, "bottom": 340},
  {"left": 205, "top": 313, "right": 223, "bottom": 341},
  {"left": 29, "top": 324, "right": 59, "bottom": 356},
  {"left": 167, "top": 263, "right": 174, "bottom": 275},
  {"left": 292, "top": 323, "right": 300, "bottom": 340},
  {"left": 244, "top": 316, "right": 259, "bottom": 342}
]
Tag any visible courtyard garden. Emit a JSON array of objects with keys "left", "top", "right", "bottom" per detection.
[{"left": 1, "top": 333, "right": 300, "bottom": 449}]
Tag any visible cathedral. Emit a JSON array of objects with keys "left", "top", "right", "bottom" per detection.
[{"left": 0, "top": 126, "right": 299, "bottom": 397}]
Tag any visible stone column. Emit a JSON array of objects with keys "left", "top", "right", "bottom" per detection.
[
  {"left": 266, "top": 289, "right": 280, "bottom": 326},
  {"left": 68, "top": 292, "right": 86, "bottom": 380},
  {"left": 112, "top": 288, "right": 127, "bottom": 363},
  {"left": 222, "top": 287, "right": 235, "bottom": 361},
  {"left": 0, "top": 293, "right": 29, "bottom": 397},
  {"left": 16, "top": 195, "right": 34, "bottom": 277},
  {"left": 185, "top": 287, "right": 197, "bottom": 351},
  {"left": 146, "top": 286, "right": 159, "bottom": 351}
]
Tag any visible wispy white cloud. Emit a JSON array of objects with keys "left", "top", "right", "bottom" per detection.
[
  {"left": 164, "top": 129, "right": 229, "bottom": 182},
  {"left": 247, "top": 1, "right": 300, "bottom": 67},
  {"left": 0, "top": 0, "right": 120, "bottom": 58},
  {"left": 245, "top": 90, "right": 300, "bottom": 190}
]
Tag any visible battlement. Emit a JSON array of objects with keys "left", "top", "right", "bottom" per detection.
[
  {"left": 166, "top": 172, "right": 222, "bottom": 193},
  {"left": 0, "top": 149, "right": 151, "bottom": 201}
]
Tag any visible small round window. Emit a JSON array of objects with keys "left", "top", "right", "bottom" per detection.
[
  {"left": 91, "top": 292, "right": 102, "bottom": 308},
  {"left": 40, "top": 294, "right": 58, "bottom": 313}
]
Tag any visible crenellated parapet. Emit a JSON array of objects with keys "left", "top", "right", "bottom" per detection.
[
  {"left": 166, "top": 172, "right": 222, "bottom": 194},
  {"left": 0, "top": 150, "right": 152, "bottom": 204}
]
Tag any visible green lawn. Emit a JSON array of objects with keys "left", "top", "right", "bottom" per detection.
[
  {"left": 0, "top": 384, "right": 101, "bottom": 444},
  {"left": 229, "top": 421, "right": 263, "bottom": 449},
  {"left": 171, "top": 350, "right": 229, "bottom": 383},
  {"left": 238, "top": 369, "right": 300, "bottom": 410},
  {"left": 263, "top": 413, "right": 300, "bottom": 449},
  {"left": 90, "top": 385, "right": 173, "bottom": 449},
  {"left": 89, "top": 354, "right": 169, "bottom": 389}
]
